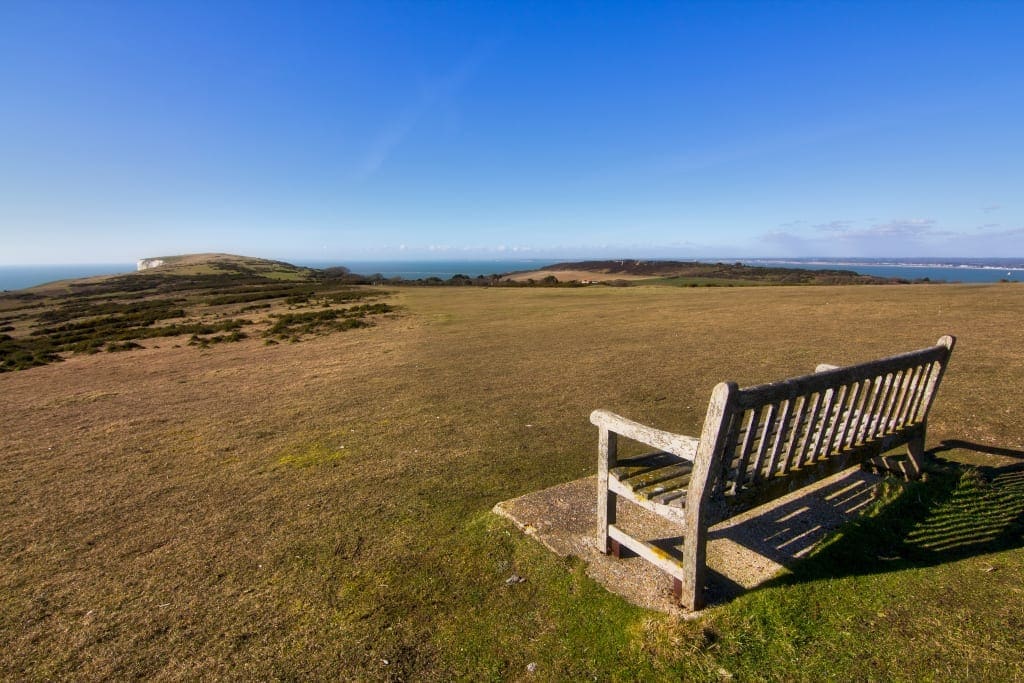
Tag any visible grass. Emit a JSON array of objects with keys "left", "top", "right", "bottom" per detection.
[
  {"left": 635, "top": 276, "right": 767, "bottom": 287},
  {"left": 1, "top": 282, "right": 1022, "bottom": 679},
  {"left": 264, "top": 303, "right": 393, "bottom": 340}
]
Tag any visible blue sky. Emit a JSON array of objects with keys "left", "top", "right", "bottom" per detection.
[{"left": 1, "top": 1, "right": 1022, "bottom": 264}]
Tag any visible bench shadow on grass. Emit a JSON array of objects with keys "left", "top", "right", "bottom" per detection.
[{"left": 751, "top": 439, "right": 1024, "bottom": 595}]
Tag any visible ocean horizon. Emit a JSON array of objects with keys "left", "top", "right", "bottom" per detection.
[{"left": 2, "top": 257, "right": 1023, "bottom": 291}]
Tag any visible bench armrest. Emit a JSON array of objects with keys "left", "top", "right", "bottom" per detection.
[{"left": 590, "top": 409, "right": 699, "bottom": 460}]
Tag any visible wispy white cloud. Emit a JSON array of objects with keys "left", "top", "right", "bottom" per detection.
[
  {"left": 966, "top": 225, "right": 1024, "bottom": 238},
  {"left": 807, "top": 218, "right": 950, "bottom": 240},
  {"left": 813, "top": 220, "right": 854, "bottom": 232},
  {"left": 356, "top": 43, "right": 495, "bottom": 181},
  {"left": 982, "top": 204, "right": 1001, "bottom": 213},
  {"left": 759, "top": 217, "right": 946, "bottom": 256},
  {"left": 859, "top": 218, "right": 946, "bottom": 238}
]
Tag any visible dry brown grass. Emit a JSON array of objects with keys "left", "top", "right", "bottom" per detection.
[{"left": 2, "top": 282, "right": 1022, "bottom": 678}]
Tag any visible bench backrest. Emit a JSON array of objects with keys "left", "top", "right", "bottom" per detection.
[{"left": 701, "top": 335, "right": 955, "bottom": 514}]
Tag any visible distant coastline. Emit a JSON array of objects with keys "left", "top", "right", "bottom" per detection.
[
  {"left": 302, "top": 257, "right": 1024, "bottom": 284},
  {"left": 741, "top": 258, "right": 1024, "bottom": 283},
  {"left": 2, "top": 257, "right": 1022, "bottom": 291}
]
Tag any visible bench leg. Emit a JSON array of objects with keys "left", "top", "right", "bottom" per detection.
[
  {"left": 597, "top": 485, "right": 617, "bottom": 554},
  {"left": 597, "top": 428, "right": 617, "bottom": 554},
  {"left": 904, "top": 431, "right": 927, "bottom": 479},
  {"left": 675, "top": 518, "right": 708, "bottom": 610},
  {"left": 865, "top": 430, "right": 929, "bottom": 479}
]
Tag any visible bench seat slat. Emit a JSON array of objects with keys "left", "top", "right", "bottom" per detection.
[
  {"left": 609, "top": 452, "right": 682, "bottom": 478},
  {"left": 636, "top": 472, "right": 692, "bottom": 501},
  {"left": 612, "top": 461, "right": 692, "bottom": 493},
  {"left": 610, "top": 453, "right": 693, "bottom": 505}
]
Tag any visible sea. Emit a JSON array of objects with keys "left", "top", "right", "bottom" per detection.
[
  {"left": 2, "top": 257, "right": 1022, "bottom": 292},
  {"left": 741, "top": 257, "right": 1024, "bottom": 283},
  {"left": 0, "top": 264, "right": 138, "bottom": 292}
]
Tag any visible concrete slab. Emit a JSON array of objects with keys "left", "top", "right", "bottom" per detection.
[{"left": 493, "top": 468, "right": 881, "bottom": 615}]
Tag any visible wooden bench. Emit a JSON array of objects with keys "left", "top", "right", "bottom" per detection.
[{"left": 591, "top": 335, "right": 955, "bottom": 610}]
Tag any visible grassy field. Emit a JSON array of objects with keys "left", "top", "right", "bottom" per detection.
[{"left": 2, "top": 283, "right": 1022, "bottom": 680}]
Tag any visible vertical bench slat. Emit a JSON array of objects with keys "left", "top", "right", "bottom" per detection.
[
  {"left": 836, "top": 380, "right": 862, "bottom": 450},
  {"left": 885, "top": 368, "right": 913, "bottom": 430},
  {"left": 819, "top": 384, "right": 848, "bottom": 458},
  {"left": 780, "top": 395, "right": 809, "bottom": 474},
  {"left": 733, "top": 406, "right": 767, "bottom": 491},
  {"left": 806, "top": 387, "right": 836, "bottom": 465},
  {"left": 913, "top": 362, "right": 937, "bottom": 421},
  {"left": 749, "top": 402, "right": 778, "bottom": 483},
  {"left": 848, "top": 378, "right": 876, "bottom": 447},
  {"left": 796, "top": 391, "right": 825, "bottom": 468},
  {"left": 765, "top": 398, "right": 794, "bottom": 479},
  {"left": 717, "top": 411, "right": 744, "bottom": 497},
  {"left": 895, "top": 364, "right": 926, "bottom": 427},
  {"left": 882, "top": 370, "right": 905, "bottom": 433},
  {"left": 888, "top": 367, "right": 915, "bottom": 428},
  {"left": 913, "top": 336, "right": 956, "bottom": 427},
  {"left": 867, "top": 371, "right": 897, "bottom": 439},
  {"left": 901, "top": 363, "right": 927, "bottom": 425},
  {"left": 857, "top": 376, "right": 886, "bottom": 445}
]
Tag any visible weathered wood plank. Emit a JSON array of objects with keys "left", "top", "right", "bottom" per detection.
[
  {"left": 859, "top": 375, "right": 887, "bottom": 443},
  {"left": 735, "top": 342, "right": 950, "bottom": 408},
  {"left": 590, "top": 409, "right": 699, "bottom": 459},
  {"left": 894, "top": 364, "right": 924, "bottom": 426},
  {"left": 681, "top": 381, "right": 738, "bottom": 610},
  {"left": 609, "top": 452, "right": 684, "bottom": 479},
  {"left": 764, "top": 398, "right": 794, "bottom": 481},
  {"left": 806, "top": 387, "right": 836, "bottom": 465},
  {"left": 732, "top": 407, "right": 762, "bottom": 491},
  {"left": 874, "top": 370, "right": 901, "bottom": 436},
  {"left": 748, "top": 401, "right": 778, "bottom": 484},
  {"left": 631, "top": 472, "right": 693, "bottom": 500},
  {"left": 796, "top": 391, "right": 825, "bottom": 468},
  {"left": 907, "top": 363, "right": 935, "bottom": 423},
  {"left": 608, "top": 525, "right": 686, "bottom": 579},
  {"left": 652, "top": 488, "right": 687, "bottom": 506},
  {"left": 780, "top": 395, "right": 809, "bottom": 475},
  {"left": 837, "top": 380, "right": 863, "bottom": 450},
  {"left": 609, "top": 479, "right": 688, "bottom": 523},
  {"left": 615, "top": 462, "right": 693, "bottom": 493},
  {"left": 597, "top": 426, "right": 617, "bottom": 552},
  {"left": 819, "top": 383, "right": 848, "bottom": 457},
  {"left": 852, "top": 377, "right": 880, "bottom": 447}
]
